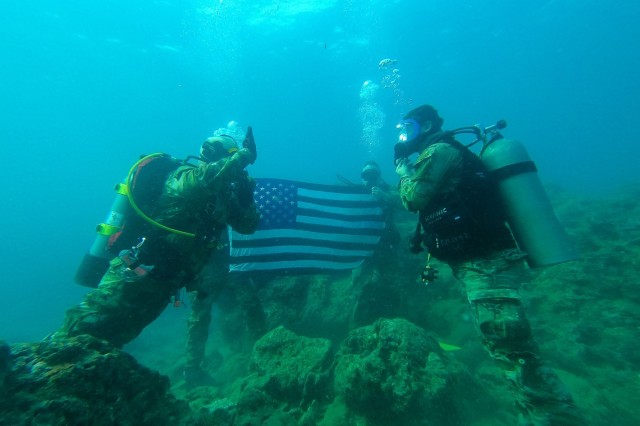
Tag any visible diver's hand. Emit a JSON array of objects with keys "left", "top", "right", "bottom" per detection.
[
  {"left": 371, "top": 186, "right": 391, "bottom": 204},
  {"left": 371, "top": 186, "right": 387, "bottom": 201},
  {"left": 242, "top": 126, "right": 257, "bottom": 164},
  {"left": 395, "top": 157, "right": 412, "bottom": 178},
  {"left": 394, "top": 142, "right": 410, "bottom": 165}
]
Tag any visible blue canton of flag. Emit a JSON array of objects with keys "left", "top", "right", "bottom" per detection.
[
  {"left": 255, "top": 179, "right": 297, "bottom": 230},
  {"left": 229, "top": 178, "right": 386, "bottom": 273}
]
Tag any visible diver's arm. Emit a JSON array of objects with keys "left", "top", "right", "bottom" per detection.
[
  {"left": 226, "top": 174, "right": 260, "bottom": 235},
  {"left": 164, "top": 149, "right": 252, "bottom": 201}
]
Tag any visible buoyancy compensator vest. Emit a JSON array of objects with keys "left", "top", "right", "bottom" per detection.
[
  {"left": 74, "top": 153, "right": 189, "bottom": 287},
  {"left": 418, "top": 137, "right": 515, "bottom": 262}
]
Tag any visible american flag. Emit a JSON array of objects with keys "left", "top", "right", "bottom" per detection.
[{"left": 229, "top": 178, "right": 386, "bottom": 272}]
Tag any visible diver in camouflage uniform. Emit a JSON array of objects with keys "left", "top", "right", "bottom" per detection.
[
  {"left": 53, "top": 129, "right": 260, "bottom": 386},
  {"left": 350, "top": 161, "right": 404, "bottom": 327},
  {"left": 360, "top": 161, "right": 401, "bottom": 262},
  {"left": 351, "top": 161, "right": 401, "bottom": 285},
  {"left": 394, "top": 105, "right": 584, "bottom": 426}
]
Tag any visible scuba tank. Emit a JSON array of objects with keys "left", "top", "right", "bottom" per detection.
[
  {"left": 478, "top": 126, "right": 578, "bottom": 267},
  {"left": 74, "top": 182, "right": 131, "bottom": 287},
  {"left": 74, "top": 153, "right": 192, "bottom": 287}
]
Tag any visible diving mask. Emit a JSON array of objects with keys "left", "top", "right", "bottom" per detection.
[{"left": 396, "top": 118, "right": 421, "bottom": 143}]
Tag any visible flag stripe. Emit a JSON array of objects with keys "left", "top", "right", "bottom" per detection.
[
  {"left": 256, "top": 178, "right": 372, "bottom": 195},
  {"left": 230, "top": 259, "right": 366, "bottom": 272},
  {"left": 231, "top": 252, "right": 371, "bottom": 263},
  {"left": 294, "top": 222, "right": 382, "bottom": 236},
  {"left": 297, "top": 215, "right": 385, "bottom": 230},
  {"left": 232, "top": 228, "right": 381, "bottom": 245},
  {"left": 298, "top": 193, "right": 380, "bottom": 207},
  {"left": 230, "top": 245, "right": 374, "bottom": 257},
  {"left": 297, "top": 205, "right": 384, "bottom": 221},
  {"left": 231, "top": 235, "right": 379, "bottom": 250},
  {"left": 295, "top": 181, "right": 372, "bottom": 195}
]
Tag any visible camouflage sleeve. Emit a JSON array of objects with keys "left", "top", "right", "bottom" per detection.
[
  {"left": 169, "top": 148, "right": 256, "bottom": 200},
  {"left": 215, "top": 148, "right": 255, "bottom": 182},
  {"left": 226, "top": 174, "right": 260, "bottom": 235},
  {"left": 398, "top": 143, "right": 462, "bottom": 212}
]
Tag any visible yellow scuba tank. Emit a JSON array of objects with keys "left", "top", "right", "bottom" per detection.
[{"left": 480, "top": 136, "right": 578, "bottom": 267}]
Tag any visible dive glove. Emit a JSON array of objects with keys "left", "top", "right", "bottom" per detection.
[
  {"left": 395, "top": 157, "right": 412, "bottom": 178},
  {"left": 243, "top": 126, "right": 257, "bottom": 164}
]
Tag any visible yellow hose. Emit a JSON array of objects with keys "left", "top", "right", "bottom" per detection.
[{"left": 124, "top": 153, "right": 196, "bottom": 238}]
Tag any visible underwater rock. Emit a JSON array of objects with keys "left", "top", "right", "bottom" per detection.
[
  {"left": 199, "top": 397, "right": 237, "bottom": 425},
  {"left": 0, "top": 335, "right": 194, "bottom": 425},
  {"left": 253, "top": 275, "right": 309, "bottom": 331},
  {"left": 0, "top": 340, "right": 10, "bottom": 391},
  {"left": 248, "top": 325, "right": 332, "bottom": 405},
  {"left": 256, "top": 274, "right": 360, "bottom": 342},
  {"left": 299, "top": 274, "right": 364, "bottom": 338},
  {"left": 192, "top": 326, "right": 333, "bottom": 425},
  {"left": 333, "top": 317, "right": 478, "bottom": 426}
]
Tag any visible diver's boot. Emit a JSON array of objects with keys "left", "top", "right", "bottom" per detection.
[{"left": 507, "top": 356, "right": 586, "bottom": 426}]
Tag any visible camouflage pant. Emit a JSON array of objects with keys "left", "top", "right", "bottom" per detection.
[
  {"left": 184, "top": 254, "right": 229, "bottom": 371},
  {"left": 56, "top": 251, "right": 229, "bottom": 361},
  {"left": 57, "top": 249, "right": 262, "bottom": 379},
  {"left": 57, "top": 257, "right": 178, "bottom": 347},
  {"left": 450, "top": 249, "right": 584, "bottom": 425}
]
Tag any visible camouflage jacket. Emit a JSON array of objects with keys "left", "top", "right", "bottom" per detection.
[
  {"left": 398, "top": 141, "right": 463, "bottom": 213},
  {"left": 139, "top": 148, "right": 260, "bottom": 281}
]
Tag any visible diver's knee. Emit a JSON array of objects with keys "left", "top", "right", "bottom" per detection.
[{"left": 475, "top": 300, "right": 532, "bottom": 344}]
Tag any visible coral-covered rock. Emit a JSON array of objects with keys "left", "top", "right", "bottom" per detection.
[
  {"left": 191, "top": 326, "right": 333, "bottom": 425},
  {"left": 0, "top": 335, "right": 194, "bottom": 425},
  {"left": 333, "top": 318, "right": 480, "bottom": 426},
  {"left": 255, "top": 274, "right": 359, "bottom": 341},
  {"left": 248, "top": 325, "right": 332, "bottom": 405},
  {"left": 0, "top": 340, "right": 9, "bottom": 391}
]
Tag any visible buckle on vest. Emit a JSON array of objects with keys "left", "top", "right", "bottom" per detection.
[{"left": 119, "top": 237, "right": 154, "bottom": 277}]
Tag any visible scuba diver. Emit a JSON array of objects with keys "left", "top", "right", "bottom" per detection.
[
  {"left": 394, "top": 105, "right": 584, "bottom": 425},
  {"left": 51, "top": 127, "right": 260, "bottom": 388},
  {"left": 358, "top": 160, "right": 402, "bottom": 278},
  {"left": 338, "top": 161, "right": 403, "bottom": 327}
]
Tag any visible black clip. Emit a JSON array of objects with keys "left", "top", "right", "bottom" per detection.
[
  {"left": 420, "top": 253, "right": 438, "bottom": 285},
  {"left": 421, "top": 265, "right": 438, "bottom": 284}
]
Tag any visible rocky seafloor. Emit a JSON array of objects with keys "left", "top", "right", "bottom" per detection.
[{"left": 2, "top": 185, "right": 639, "bottom": 425}]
